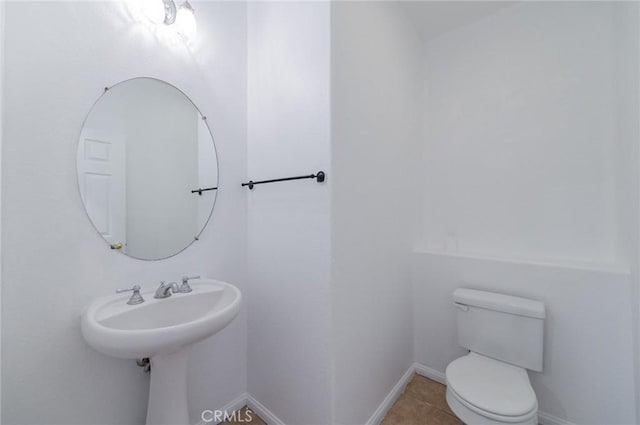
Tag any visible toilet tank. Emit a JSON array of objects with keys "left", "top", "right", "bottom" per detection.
[{"left": 454, "top": 288, "right": 545, "bottom": 372}]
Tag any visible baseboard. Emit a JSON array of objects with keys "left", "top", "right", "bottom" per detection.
[
  {"left": 193, "top": 392, "right": 248, "bottom": 425},
  {"left": 216, "top": 392, "right": 250, "bottom": 425},
  {"left": 192, "top": 392, "right": 286, "bottom": 425},
  {"left": 413, "top": 362, "right": 446, "bottom": 385},
  {"left": 197, "top": 366, "right": 577, "bottom": 425},
  {"left": 365, "top": 364, "right": 416, "bottom": 425},
  {"left": 247, "top": 394, "right": 286, "bottom": 425},
  {"left": 538, "top": 411, "right": 576, "bottom": 425}
]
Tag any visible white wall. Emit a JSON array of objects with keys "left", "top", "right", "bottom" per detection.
[
  {"left": 419, "top": 2, "right": 622, "bottom": 267},
  {"left": 1, "top": 2, "right": 247, "bottom": 424},
  {"left": 330, "top": 2, "right": 422, "bottom": 424},
  {"left": 246, "top": 2, "right": 332, "bottom": 424},
  {"left": 414, "top": 2, "right": 639, "bottom": 424},
  {"left": 609, "top": 4, "right": 640, "bottom": 422},
  {"left": 198, "top": 117, "right": 218, "bottom": 233},
  {"left": 0, "top": 1, "right": 4, "bottom": 422},
  {"left": 123, "top": 83, "right": 198, "bottom": 259}
]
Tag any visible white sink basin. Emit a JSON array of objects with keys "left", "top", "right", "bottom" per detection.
[
  {"left": 82, "top": 279, "right": 241, "bottom": 359},
  {"left": 81, "top": 279, "right": 241, "bottom": 425}
]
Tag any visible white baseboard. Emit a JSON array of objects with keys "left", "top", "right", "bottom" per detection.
[
  {"left": 193, "top": 392, "right": 248, "bottom": 425},
  {"left": 366, "top": 365, "right": 416, "bottom": 425},
  {"left": 537, "top": 411, "right": 576, "bottom": 425},
  {"left": 216, "top": 392, "right": 250, "bottom": 425},
  {"left": 247, "top": 394, "right": 286, "bottom": 425},
  {"left": 412, "top": 362, "right": 446, "bottom": 385},
  {"left": 196, "top": 365, "right": 576, "bottom": 425},
  {"left": 193, "top": 392, "right": 285, "bottom": 425}
]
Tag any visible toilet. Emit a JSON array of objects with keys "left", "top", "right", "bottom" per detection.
[{"left": 445, "top": 289, "right": 545, "bottom": 425}]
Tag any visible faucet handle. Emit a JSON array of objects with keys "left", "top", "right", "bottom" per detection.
[
  {"left": 178, "top": 276, "right": 200, "bottom": 293},
  {"left": 116, "top": 284, "right": 141, "bottom": 293},
  {"left": 182, "top": 275, "right": 200, "bottom": 283},
  {"left": 116, "top": 285, "right": 145, "bottom": 305}
]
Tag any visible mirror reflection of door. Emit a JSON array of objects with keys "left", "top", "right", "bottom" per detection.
[
  {"left": 77, "top": 78, "right": 219, "bottom": 260},
  {"left": 77, "top": 128, "right": 127, "bottom": 253}
]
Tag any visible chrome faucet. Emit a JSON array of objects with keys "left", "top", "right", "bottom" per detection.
[{"left": 154, "top": 281, "right": 179, "bottom": 299}]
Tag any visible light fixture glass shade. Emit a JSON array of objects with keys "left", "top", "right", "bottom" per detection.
[
  {"left": 175, "top": 1, "right": 197, "bottom": 41},
  {"left": 142, "top": 0, "right": 165, "bottom": 24}
]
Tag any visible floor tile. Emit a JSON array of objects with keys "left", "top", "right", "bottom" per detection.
[
  {"left": 382, "top": 392, "right": 462, "bottom": 425},
  {"left": 404, "top": 375, "right": 455, "bottom": 416},
  {"left": 381, "top": 375, "right": 463, "bottom": 425},
  {"left": 381, "top": 393, "right": 435, "bottom": 425}
]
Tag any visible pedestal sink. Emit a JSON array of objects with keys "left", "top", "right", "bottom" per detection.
[{"left": 81, "top": 279, "right": 242, "bottom": 425}]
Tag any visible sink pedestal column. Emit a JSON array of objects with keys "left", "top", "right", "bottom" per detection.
[{"left": 146, "top": 349, "right": 190, "bottom": 425}]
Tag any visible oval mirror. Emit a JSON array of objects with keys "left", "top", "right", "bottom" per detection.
[{"left": 77, "top": 78, "right": 218, "bottom": 260}]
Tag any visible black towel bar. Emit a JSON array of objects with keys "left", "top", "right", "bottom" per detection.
[
  {"left": 242, "top": 171, "right": 326, "bottom": 190},
  {"left": 191, "top": 187, "right": 218, "bottom": 196}
]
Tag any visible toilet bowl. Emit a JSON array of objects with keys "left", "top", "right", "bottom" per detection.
[
  {"left": 444, "top": 289, "right": 545, "bottom": 425},
  {"left": 445, "top": 353, "right": 538, "bottom": 424}
]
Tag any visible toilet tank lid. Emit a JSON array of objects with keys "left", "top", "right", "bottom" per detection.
[{"left": 453, "top": 289, "right": 545, "bottom": 319}]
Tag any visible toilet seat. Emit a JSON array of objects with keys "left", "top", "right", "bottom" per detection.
[{"left": 446, "top": 352, "right": 538, "bottom": 423}]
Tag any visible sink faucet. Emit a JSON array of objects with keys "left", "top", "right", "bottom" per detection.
[{"left": 154, "top": 281, "right": 179, "bottom": 299}]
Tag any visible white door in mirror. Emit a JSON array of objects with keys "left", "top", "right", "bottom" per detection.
[
  {"left": 81, "top": 279, "right": 242, "bottom": 425},
  {"left": 77, "top": 127, "right": 127, "bottom": 253}
]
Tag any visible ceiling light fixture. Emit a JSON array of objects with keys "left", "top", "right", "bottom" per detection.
[
  {"left": 175, "top": 1, "right": 197, "bottom": 41},
  {"left": 162, "top": 0, "right": 177, "bottom": 25},
  {"left": 142, "top": 0, "right": 197, "bottom": 42}
]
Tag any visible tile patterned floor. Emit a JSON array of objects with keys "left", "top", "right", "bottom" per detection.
[
  {"left": 381, "top": 375, "right": 463, "bottom": 425},
  {"left": 225, "top": 375, "right": 461, "bottom": 425}
]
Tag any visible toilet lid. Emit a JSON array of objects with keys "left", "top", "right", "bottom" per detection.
[{"left": 446, "top": 353, "right": 537, "bottom": 418}]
